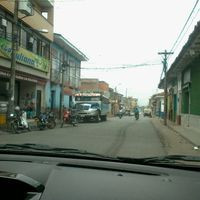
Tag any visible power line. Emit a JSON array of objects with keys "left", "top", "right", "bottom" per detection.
[
  {"left": 81, "top": 63, "right": 161, "bottom": 70},
  {"left": 51, "top": 49, "right": 161, "bottom": 70},
  {"left": 171, "top": 7, "right": 200, "bottom": 54},
  {"left": 169, "top": 0, "right": 199, "bottom": 54}
]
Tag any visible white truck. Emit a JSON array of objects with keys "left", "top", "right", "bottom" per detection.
[{"left": 74, "top": 93, "right": 110, "bottom": 122}]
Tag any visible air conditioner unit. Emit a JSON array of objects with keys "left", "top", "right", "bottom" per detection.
[
  {"left": 18, "top": 0, "right": 33, "bottom": 16},
  {"left": 1, "top": 19, "right": 7, "bottom": 27},
  {"left": 29, "top": 37, "right": 34, "bottom": 44}
]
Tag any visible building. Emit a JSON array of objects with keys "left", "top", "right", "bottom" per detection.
[
  {"left": 80, "top": 79, "right": 110, "bottom": 97},
  {"left": 109, "top": 88, "right": 124, "bottom": 116},
  {"left": 149, "top": 92, "right": 164, "bottom": 118},
  {"left": 122, "top": 97, "right": 138, "bottom": 111},
  {"left": 46, "top": 33, "right": 88, "bottom": 117},
  {"left": 0, "top": 0, "right": 54, "bottom": 117},
  {"left": 159, "top": 21, "right": 200, "bottom": 128}
]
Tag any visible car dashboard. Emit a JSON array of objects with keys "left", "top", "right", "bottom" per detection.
[{"left": 0, "top": 153, "right": 199, "bottom": 200}]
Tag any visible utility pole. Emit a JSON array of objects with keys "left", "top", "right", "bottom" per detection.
[
  {"left": 158, "top": 50, "right": 173, "bottom": 126},
  {"left": 7, "top": 0, "right": 19, "bottom": 116},
  {"left": 60, "top": 55, "right": 66, "bottom": 120}
]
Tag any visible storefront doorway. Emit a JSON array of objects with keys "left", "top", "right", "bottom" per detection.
[{"left": 36, "top": 90, "right": 41, "bottom": 116}]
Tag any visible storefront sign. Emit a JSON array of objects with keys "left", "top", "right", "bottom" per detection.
[
  {"left": 0, "top": 38, "right": 49, "bottom": 72},
  {"left": 0, "top": 70, "right": 37, "bottom": 83}
]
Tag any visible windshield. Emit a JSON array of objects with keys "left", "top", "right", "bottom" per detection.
[
  {"left": 75, "top": 104, "right": 91, "bottom": 110},
  {"left": 0, "top": 0, "right": 200, "bottom": 166}
]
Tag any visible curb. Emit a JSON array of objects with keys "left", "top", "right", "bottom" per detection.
[
  {"left": 152, "top": 117, "right": 198, "bottom": 147},
  {"left": 166, "top": 123, "right": 198, "bottom": 147}
]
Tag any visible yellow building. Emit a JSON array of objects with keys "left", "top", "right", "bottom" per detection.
[{"left": 0, "top": 0, "right": 54, "bottom": 117}]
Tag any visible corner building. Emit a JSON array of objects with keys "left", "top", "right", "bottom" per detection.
[{"left": 0, "top": 0, "right": 54, "bottom": 117}]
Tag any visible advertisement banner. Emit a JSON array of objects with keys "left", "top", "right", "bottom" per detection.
[{"left": 0, "top": 38, "right": 49, "bottom": 72}]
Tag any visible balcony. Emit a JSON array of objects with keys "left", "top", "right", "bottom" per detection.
[{"left": 0, "top": 1, "right": 54, "bottom": 41}]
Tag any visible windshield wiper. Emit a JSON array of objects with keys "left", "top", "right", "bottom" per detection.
[
  {"left": 117, "top": 155, "right": 200, "bottom": 165},
  {"left": 1, "top": 144, "right": 199, "bottom": 166},
  {"left": 0, "top": 143, "right": 118, "bottom": 161}
]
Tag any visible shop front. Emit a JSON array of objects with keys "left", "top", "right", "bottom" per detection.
[{"left": 0, "top": 68, "right": 47, "bottom": 122}]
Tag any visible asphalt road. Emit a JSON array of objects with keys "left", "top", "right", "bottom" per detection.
[{"left": 0, "top": 116, "right": 166, "bottom": 158}]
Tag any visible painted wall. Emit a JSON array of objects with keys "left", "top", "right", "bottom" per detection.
[
  {"left": 45, "top": 82, "right": 61, "bottom": 109},
  {"left": 190, "top": 63, "right": 200, "bottom": 115},
  {"left": 51, "top": 84, "right": 61, "bottom": 109}
]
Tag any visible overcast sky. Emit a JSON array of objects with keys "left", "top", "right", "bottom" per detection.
[{"left": 54, "top": 0, "right": 200, "bottom": 106}]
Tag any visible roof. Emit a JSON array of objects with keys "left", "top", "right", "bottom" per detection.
[
  {"left": 35, "top": 0, "right": 54, "bottom": 7},
  {"left": 159, "top": 21, "right": 200, "bottom": 89},
  {"left": 54, "top": 33, "right": 88, "bottom": 61}
]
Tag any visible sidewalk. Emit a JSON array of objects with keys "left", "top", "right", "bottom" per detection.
[{"left": 154, "top": 117, "right": 200, "bottom": 147}]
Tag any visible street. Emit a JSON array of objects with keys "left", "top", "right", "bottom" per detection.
[{"left": 0, "top": 116, "right": 168, "bottom": 158}]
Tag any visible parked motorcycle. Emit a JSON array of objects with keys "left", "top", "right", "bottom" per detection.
[
  {"left": 34, "top": 111, "right": 56, "bottom": 130},
  {"left": 8, "top": 107, "right": 31, "bottom": 134},
  {"left": 60, "top": 108, "right": 78, "bottom": 128}
]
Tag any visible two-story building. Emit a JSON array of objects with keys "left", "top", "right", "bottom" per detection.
[
  {"left": 80, "top": 79, "right": 110, "bottom": 97},
  {"left": 0, "top": 0, "right": 54, "bottom": 117},
  {"left": 45, "top": 33, "right": 88, "bottom": 117}
]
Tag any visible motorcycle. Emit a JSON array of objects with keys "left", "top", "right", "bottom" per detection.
[
  {"left": 61, "top": 108, "right": 78, "bottom": 127},
  {"left": 119, "top": 113, "right": 123, "bottom": 119},
  {"left": 8, "top": 109, "right": 31, "bottom": 134},
  {"left": 34, "top": 111, "right": 56, "bottom": 130},
  {"left": 135, "top": 112, "right": 139, "bottom": 120},
  {"left": 118, "top": 111, "right": 123, "bottom": 119}
]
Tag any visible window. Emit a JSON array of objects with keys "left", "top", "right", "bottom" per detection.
[
  {"left": 6, "top": 20, "right": 12, "bottom": 41},
  {"left": 42, "top": 42, "right": 50, "bottom": 59},
  {"left": 42, "top": 11, "right": 48, "bottom": 19},
  {"left": 27, "top": 33, "right": 34, "bottom": 52},
  {"left": 0, "top": 18, "right": 12, "bottom": 41},
  {"left": 32, "top": 37, "right": 37, "bottom": 54},
  {"left": 20, "top": 28, "right": 27, "bottom": 49},
  {"left": 37, "top": 39, "right": 42, "bottom": 56}
]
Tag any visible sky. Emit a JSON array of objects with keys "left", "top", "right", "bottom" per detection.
[{"left": 54, "top": 0, "right": 200, "bottom": 106}]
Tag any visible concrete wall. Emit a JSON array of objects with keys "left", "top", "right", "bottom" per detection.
[{"left": 181, "top": 114, "right": 200, "bottom": 130}]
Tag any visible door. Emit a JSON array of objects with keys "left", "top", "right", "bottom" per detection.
[
  {"left": 173, "top": 94, "right": 177, "bottom": 122},
  {"left": 51, "top": 90, "right": 55, "bottom": 110},
  {"left": 36, "top": 90, "right": 41, "bottom": 116}
]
